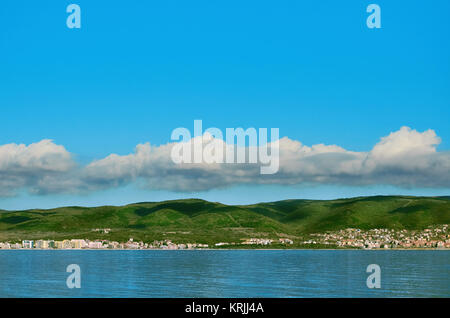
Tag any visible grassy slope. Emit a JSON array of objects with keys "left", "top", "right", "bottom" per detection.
[{"left": 0, "top": 196, "right": 449, "bottom": 244}]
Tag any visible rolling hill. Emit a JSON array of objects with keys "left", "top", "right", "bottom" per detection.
[{"left": 0, "top": 196, "right": 449, "bottom": 245}]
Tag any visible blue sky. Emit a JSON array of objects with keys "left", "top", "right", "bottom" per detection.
[{"left": 0, "top": 1, "right": 449, "bottom": 209}]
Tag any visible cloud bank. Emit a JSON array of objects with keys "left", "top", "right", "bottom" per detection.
[{"left": 0, "top": 127, "right": 448, "bottom": 197}]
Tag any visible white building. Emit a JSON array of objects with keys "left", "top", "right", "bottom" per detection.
[{"left": 22, "top": 240, "right": 34, "bottom": 249}]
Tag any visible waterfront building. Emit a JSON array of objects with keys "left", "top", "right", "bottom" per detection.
[
  {"left": 62, "top": 240, "right": 72, "bottom": 249},
  {"left": 35, "top": 240, "right": 46, "bottom": 249},
  {"left": 88, "top": 241, "right": 103, "bottom": 249},
  {"left": 71, "top": 239, "right": 87, "bottom": 249},
  {"left": 22, "top": 240, "right": 34, "bottom": 249}
]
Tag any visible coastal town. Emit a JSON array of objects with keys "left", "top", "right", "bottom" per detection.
[
  {"left": 0, "top": 238, "right": 208, "bottom": 250},
  {"left": 0, "top": 226, "right": 297, "bottom": 250},
  {"left": 0, "top": 236, "right": 293, "bottom": 250},
  {"left": 303, "top": 224, "right": 450, "bottom": 249},
  {"left": 0, "top": 225, "right": 448, "bottom": 250}
]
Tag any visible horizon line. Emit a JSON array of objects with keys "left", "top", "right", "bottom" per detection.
[{"left": 1, "top": 194, "right": 449, "bottom": 212}]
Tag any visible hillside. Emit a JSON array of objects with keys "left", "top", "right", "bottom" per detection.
[{"left": 0, "top": 196, "right": 449, "bottom": 245}]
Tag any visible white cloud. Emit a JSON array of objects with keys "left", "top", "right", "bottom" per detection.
[
  {"left": 0, "top": 127, "right": 449, "bottom": 197},
  {"left": 0, "top": 140, "right": 75, "bottom": 196}
]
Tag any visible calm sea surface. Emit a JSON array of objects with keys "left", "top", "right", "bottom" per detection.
[{"left": 0, "top": 250, "right": 448, "bottom": 298}]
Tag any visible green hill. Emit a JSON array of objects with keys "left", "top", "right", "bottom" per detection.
[{"left": 0, "top": 196, "right": 449, "bottom": 245}]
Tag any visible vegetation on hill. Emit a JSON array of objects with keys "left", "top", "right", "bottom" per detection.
[{"left": 0, "top": 196, "right": 448, "bottom": 245}]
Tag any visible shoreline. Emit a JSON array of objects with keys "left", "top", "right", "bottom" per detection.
[{"left": 1, "top": 248, "right": 448, "bottom": 251}]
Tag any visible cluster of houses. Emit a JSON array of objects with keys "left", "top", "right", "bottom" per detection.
[
  {"left": 303, "top": 224, "right": 450, "bottom": 249},
  {"left": 215, "top": 238, "right": 294, "bottom": 247},
  {"left": 242, "top": 238, "right": 294, "bottom": 245},
  {"left": 92, "top": 228, "right": 111, "bottom": 234}
]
